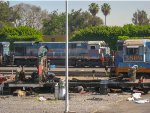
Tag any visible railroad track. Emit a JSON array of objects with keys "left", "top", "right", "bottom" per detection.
[
  {"left": 0, "top": 67, "right": 109, "bottom": 77},
  {"left": 0, "top": 70, "right": 107, "bottom": 77}
]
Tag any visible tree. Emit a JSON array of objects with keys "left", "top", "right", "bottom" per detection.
[
  {"left": 68, "top": 9, "right": 103, "bottom": 34},
  {"left": 0, "top": 1, "right": 17, "bottom": 27},
  {"left": 132, "top": 10, "right": 150, "bottom": 25},
  {"left": 12, "top": 3, "right": 49, "bottom": 30},
  {"left": 101, "top": 3, "right": 111, "bottom": 25},
  {"left": 42, "top": 9, "right": 103, "bottom": 36},
  {"left": 0, "top": 26, "right": 43, "bottom": 42},
  {"left": 70, "top": 24, "right": 150, "bottom": 50},
  {"left": 88, "top": 3, "right": 99, "bottom": 17},
  {"left": 42, "top": 10, "right": 66, "bottom": 35},
  {"left": 88, "top": 16, "right": 103, "bottom": 26}
]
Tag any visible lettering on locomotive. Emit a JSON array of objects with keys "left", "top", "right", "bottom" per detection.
[{"left": 124, "top": 55, "right": 143, "bottom": 61}]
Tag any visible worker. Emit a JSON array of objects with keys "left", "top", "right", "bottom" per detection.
[
  {"left": 15, "top": 65, "right": 22, "bottom": 82},
  {"left": 19, "top": 66, "right": 25, "bottom": 81},
  {"left": 128, "top": 65, "right": 138, "bottom": 82}
]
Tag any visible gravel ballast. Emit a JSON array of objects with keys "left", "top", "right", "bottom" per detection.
[{"left": 0, "top": 93, "right": 130, "bottom": 113}]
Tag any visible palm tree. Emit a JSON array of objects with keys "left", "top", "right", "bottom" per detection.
[
  {"left": 132, "top": 10, "right": 149, "bottom": 26},
  {"left": 101, "top": 3, "right": 111, "bottom": 25},
  {"left": 88, "top": 3, "right": 99, "bottom": 17}
]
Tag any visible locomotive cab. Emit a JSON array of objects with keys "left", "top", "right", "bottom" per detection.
[
  {"left": 123, "top": 40, "right": 145, "bottom": 62},
  {"left": 87, "top": 41, "right": 110, "bottom": 67}
]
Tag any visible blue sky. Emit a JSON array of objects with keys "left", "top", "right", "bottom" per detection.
[{"left": 9, "top": 0, "right": 150, "bottom": 26}]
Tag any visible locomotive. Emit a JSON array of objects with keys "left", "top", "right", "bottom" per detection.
[
  {"left": 0, "top": 41, "right": 111, "bottom": 67},
  {"left": 111, "top": 39, "right": 150, "bottom": 78}
]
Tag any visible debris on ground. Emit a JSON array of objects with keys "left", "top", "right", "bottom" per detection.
[
  {"left": 127, "top": 93, "right": 141, "bottom": 101},
  {"left": 133, "top": 93, "right": 141, "bottom": 99},
  {"left": 13, "top": 90, "right": 26, "bottom": 97},
  {"left": 134, "top": 99, "right": 149, "bottom": 104},
  {"left": 110, "top": 88, "right": 122, "bottom": 93},
  {"left": 127, "top": 93, "right": 149, "bottom": 104},
  {"left": 0, "top": 96, "right": 9, "bottom": 99},
  {"left": 38, "top": 96, "right": 47, "bottom": 101},
  {"left": 87, "top": 97, "right": 103, "bottom": 101}
]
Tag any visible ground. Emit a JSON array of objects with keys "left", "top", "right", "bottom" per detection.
[
  {"left": 0, "top": 92, "right": 149, "bottom": 113},
  {"left": 94, "top": 93, "right": 150, "bottom": 113}
]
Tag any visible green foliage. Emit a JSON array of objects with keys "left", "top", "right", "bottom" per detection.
[
  {"left": 101, "top": 3, "right": 111, "bottom": 25},
  {"left": 88, "top": 3, "right": 99, "bottom": 17},
  {"left": 0, "top": 1, "right": 18, "bottom": 27},
  {"left": 118, "top": 36, "right": 129, "bottom": 40},
  {"left": 43, "top": 9, "right": 103, "bottom": 36},
  {"left": 101, "top": 3, "right": 111, "bottom": 16},
  {"left": 42, "top": 11, "right": 66, "bottom": 35},
  {"left": 0, "top": 26, "right": 43, "bottom": 42},
  {"left": 68, "top": 9, "right": 103, "bottom": 34},
  {"left": 132, "top": 10, "right": 150, "bottom": 25},
  {"left": 71, "top": 24, "right": 150, "bottom": 50}
]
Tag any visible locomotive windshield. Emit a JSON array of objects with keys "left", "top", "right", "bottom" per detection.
[
  {"left": 0, "top": 42, "right": 10, "bottom": 56},
  {"left": 124, "top": 46, "right": 144, "bottom": 62},
  {"left": 126, "top": 47, "right": 139, "bottom": 55}
]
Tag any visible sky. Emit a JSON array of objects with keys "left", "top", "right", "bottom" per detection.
[{"left": 8, "top": 0, "right": 150, "bottom": 26}]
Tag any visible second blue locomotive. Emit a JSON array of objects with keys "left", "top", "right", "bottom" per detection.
[
  {"left": 0, "top": 41, "right": 111, "bottom": 67},
  {"left": 111, "top": 39, "right": 150, "bottom": 77}
]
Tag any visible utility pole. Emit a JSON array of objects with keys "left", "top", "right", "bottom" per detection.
[{"left": 65, "top": 0, "right": 69, "bottom": 112}]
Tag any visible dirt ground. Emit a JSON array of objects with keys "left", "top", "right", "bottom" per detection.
[
  {"left": 1, "top": 92, "right": 149, "bottom": 113},
  {"left": 94, "top": 93, "right": 150, "bottom": 113}
]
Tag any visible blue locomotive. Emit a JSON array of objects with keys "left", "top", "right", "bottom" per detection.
[
  {"left": 112, "top": 39, "right": 150, "bottom": 78},
  {"left": 0, "top": 41, "right": 111, "bottom": 67}
]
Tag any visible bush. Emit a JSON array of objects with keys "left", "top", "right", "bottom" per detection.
[
  {"left": 0, "top": 26, "right": 43, "bottom": 42},
  {"left": 71, "top": 24, "right": 150, "bottom": 50}
]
